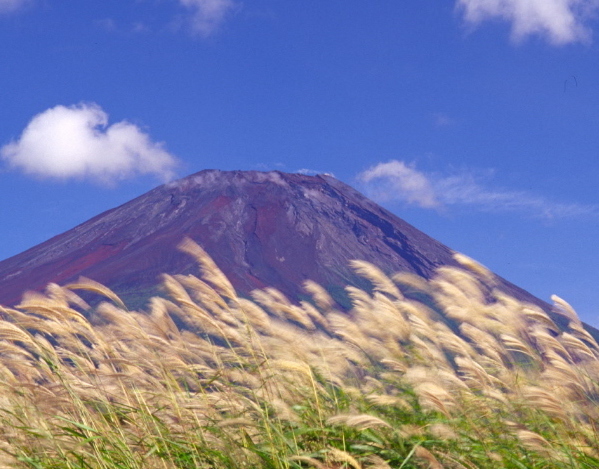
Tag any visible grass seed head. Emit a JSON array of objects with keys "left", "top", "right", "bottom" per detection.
[
  {"left": 326, "top": 448, "right": 363, "bottom": 469},
  {"left": 326, "top": 413, "right": 392, "bottom": 430},
  {"left": 177, "top": 237, "right": 237, "bottom": 299},
  {"left": 289, "top": 455, "right": 327, "bottom": 469},
  {"left": 363, "top": 455, "right": 392, "bottom": 469},
  {"left": 303, "top": 280, "right": 336, "bottom": 311},
  {"left": 65, "top": 276, "right": 127, "bottom": 310},
  {"left": 349, "top": 260, "right": 403, "bottom": 300},
  {"left": 551, "top": 294, "right": 581, "bottom": 325},
  {"left": 414, "top": 446, "right": 444, "bottom": 469},
  {"left": 453, "top": 252, "right": 494, "bottom": 282}
]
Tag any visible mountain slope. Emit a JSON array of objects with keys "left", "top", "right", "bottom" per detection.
[{"left": 0, "top": 170, "right": 559, "bottom": 316}]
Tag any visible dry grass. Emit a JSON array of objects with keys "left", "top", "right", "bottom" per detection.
[{"left": 0, "top": 241, "right": 597, "bottom": 468}]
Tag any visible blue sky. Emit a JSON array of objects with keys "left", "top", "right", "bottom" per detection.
[{"left": 2, "top": 0, "right": 599, "bottom": 326}]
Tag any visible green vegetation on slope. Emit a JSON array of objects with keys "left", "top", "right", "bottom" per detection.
[{"left": 0, "top": 239, "right": 598, "bottom": 468}]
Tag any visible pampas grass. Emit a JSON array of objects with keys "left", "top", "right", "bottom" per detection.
[{"left": 0, "top": 243, "right": 597, "bottom": 468}]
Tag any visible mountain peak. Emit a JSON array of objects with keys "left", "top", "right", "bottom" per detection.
[{"left": 0, "top": 170, "right": 548, "bottom": 317}]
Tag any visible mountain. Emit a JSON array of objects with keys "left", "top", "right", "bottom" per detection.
[{"left": 0, "top": 169, "right": 573, "bottom": 326}]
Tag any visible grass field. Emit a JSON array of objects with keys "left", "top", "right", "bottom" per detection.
[{"left": 0, "top": 238, "right": 598, "bottom": 468}]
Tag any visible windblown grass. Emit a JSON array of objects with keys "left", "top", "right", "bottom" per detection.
[{"left": 0, "top": 239, "right": 598, "bottom": 468}]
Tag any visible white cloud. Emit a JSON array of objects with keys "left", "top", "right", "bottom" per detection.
[
  {"left": 178, "top": 0, "right": 238, "bottom": 36},
  {"left": 358, "top": 160, "right": 598, "bottom": 219},
  {"left": 456, "top": 0, "right": 599, "bottom": 44},
  {"left": 359, "top": 161, "right": 440, "bottom": 209},
  {"left": 0, "top": 0, "right": 28, "bottom": 13},
  {"left": 1, "top": 103, "right": 178, "bottom": 184}
]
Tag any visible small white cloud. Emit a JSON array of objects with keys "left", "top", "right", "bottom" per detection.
[
  {"left": 456, "top": 0, "right": 599, "bottom": 44},
  {"left": 1, "top": 103, "right": 178, "bottom": 184},
  {"left": 0, "top": 0, "right": 28, "bottom": 13},
  {"left": 359, "top": 160, "right": 440, "bottom": 209},
  {"left": 358, "top": 160, "right": 598, "bottom": 219},
  {"left": 178, "top": 0, "right": 238, "bottom": 36}
]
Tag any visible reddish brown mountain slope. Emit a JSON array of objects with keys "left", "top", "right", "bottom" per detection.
[{"left": 0, "top": 170, "right": 557, "bottom": 316}]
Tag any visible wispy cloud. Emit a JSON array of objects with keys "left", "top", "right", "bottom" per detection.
[
  {"left": 456, "top": 0, "right": 599, "bottom": 44},
  {"left": 358, "top": 160, "right": 598, "bottom": 219},
  {"left": 297, "top": 168, "right": 335, "bottom": 177},
  {"left": 178, "top": 0, "right": 238, "bottom": 37},
  {"left": 0, "top": 0, "right": 28, "bottom": 13},
  {"left": 1, "top": 103, "right": 179, "bottom": 185}
]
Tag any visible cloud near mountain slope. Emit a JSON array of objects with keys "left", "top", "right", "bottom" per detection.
[
  {"left": 358, "top": 160, "right": 599, "bottom": 219},
  {"left": 0, "top": 103, "right": 178, "bottom": 184}
]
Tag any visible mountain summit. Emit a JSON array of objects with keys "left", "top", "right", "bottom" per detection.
[{"left": 0, "top": 170, "right": 549, "bottom": 313}]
